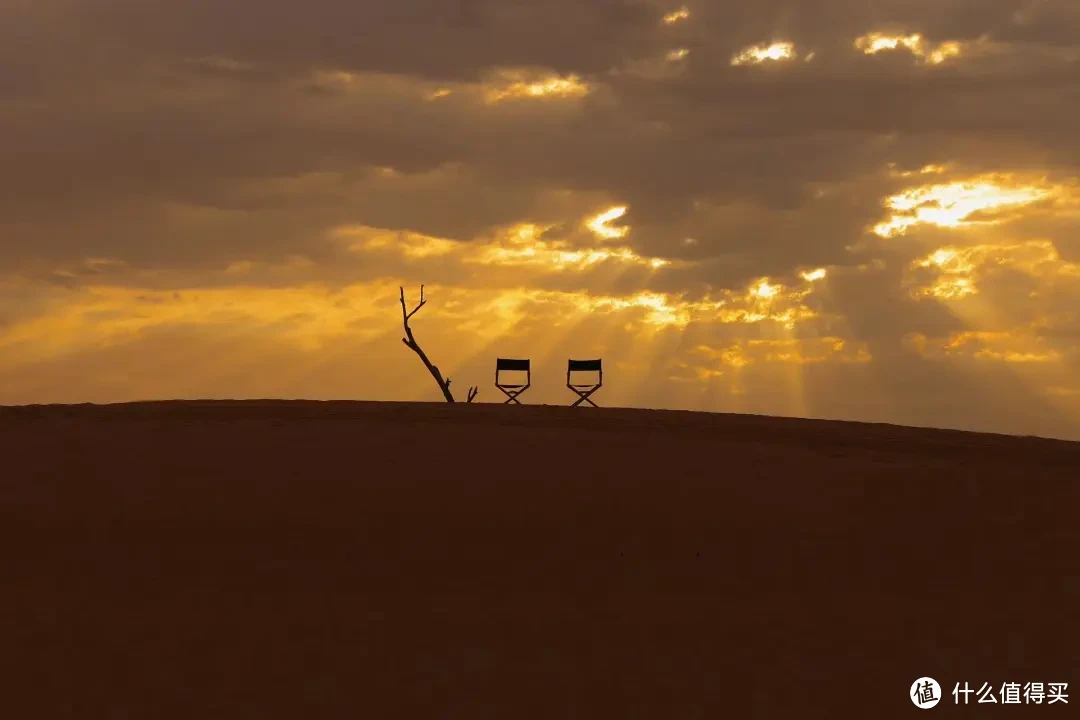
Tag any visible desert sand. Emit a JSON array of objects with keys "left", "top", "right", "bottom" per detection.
[{"left": 1, "top": 400, "right": 1078, "bottom": 717}]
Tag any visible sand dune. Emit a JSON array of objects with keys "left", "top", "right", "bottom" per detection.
[{"left": 2, "top": 401, "right": 1077, "bottom": 717}]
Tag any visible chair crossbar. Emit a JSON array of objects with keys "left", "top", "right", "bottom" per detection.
[
  {"left": 497, "top": 386, "right": 529, "bottom": 404},
  {"left": 568, "top": 385, "right": 601, "bottom": 407}
]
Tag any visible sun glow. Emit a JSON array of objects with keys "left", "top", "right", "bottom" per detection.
[
  {"left": 906, "top": 240, "right": 1079, "bottom": 300},
  {"left": 475, "top": 243, "right": 663, "bottom": 271},
  {"left": 923, "top": 276, "right": 977, "bottom": 300},
  {"left": 857, "top": 32, "right": 923, "bottom": 54},
  {"left": 928, "top": 42, "right": 963, "bottom": 64},
  {"left": 662, "top": 6, "right": 690, "bottom": 25},
  {"left": 709, "top": 278, "right": 819, "bottom": 329},
  {"left": 353, "top": 230, "right": 458, "bottom": 259},
  {"left": 586, "top": 206, "right": 629, "bottom": 240},
  {"left": 855, "top": 32, "right": 964, "bottom": 64},
  {"left": 342, "top": 221, "right": 671, "bottom": 272},
  {"left": 694, "top": 338, "right": 871, "bottom": 370},
  {"left": 889, "top": 163, "right": 951, "bottom": 178},
  {"left": 731, "top": 42, "right": 796, "bottom": 66},
  {"left": 484, "top": 71, "right": 590, "bottom": 103},
  {"left": 336, "top": 221, "right": 831, "bottom": 333},
  {"left": 569, "top": 273, "right": 825, "bottom": 331},
  {"left": 874, "top": 177, "right": 1052, "bottom": 237},
  {"left": 583, "top": 292, "right": 697, "bottom": 327},
  {"left": 753, "top": 280, "right": 779, "bottom": 298},
  {"left": 909, "top": 330, "right": 1062, "bottom": 364}
]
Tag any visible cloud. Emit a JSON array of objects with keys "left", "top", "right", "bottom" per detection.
[
  {"left": 1, "top": 0, "right": 1080, "bottom": 438},
  {"left": 731, "top": 42, "right": 799, "bottom": 66}
]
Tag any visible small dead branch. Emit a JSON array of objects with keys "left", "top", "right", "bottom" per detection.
[{"left": 399, "top": 285, "right": 479, "bottom": 403}]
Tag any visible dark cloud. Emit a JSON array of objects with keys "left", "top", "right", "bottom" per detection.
[{"left": 1, "top": 0, "right": 1079, "bottom": 437}]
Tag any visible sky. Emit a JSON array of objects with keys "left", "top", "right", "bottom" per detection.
[{"left": 2, "top": 0, "right": 1080, "bottom": 439}]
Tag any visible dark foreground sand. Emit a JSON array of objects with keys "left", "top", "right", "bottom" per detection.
[{"left": 1, "top": 400, "right": 1078, "bottom": 717}]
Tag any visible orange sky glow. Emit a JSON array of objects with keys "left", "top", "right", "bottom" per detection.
[{"left": 2, "top": 0, "right": 1080, "bottom": 439}]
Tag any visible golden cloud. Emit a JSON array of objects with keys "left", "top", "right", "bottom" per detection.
[
  {"left": 570, "top": 277, "right": 823, "bottom": 331},
  {"left": 336, "top": 225, "right": 452, "bottom": 258},
  {"left": 709, "top": 278, "right": 820, "bottom": 329},
  {"left": 577, "top": 292, "right": 704, "bottom": 327},
  {"left": 731, "top": 42, "right": 797, "bottom": 66},
  {"left": 854, "top": 32, "right": 964, "bottom": 64},
  {"left": 0, "top": 270, "right": 838, "bottom": 413},
  {"left": 661, "top": 6, "right": 691, "bottom": 25},
  {"left": 585, "top": 206, "right": 630, "bottom": 240},
  {"left": 529, "top": 271, "right": 827, "bottom": 331},
  {"left": 4, "top": 214, "right": 833, "bottom": 396},
  {"left": 305, "top": 68, "right": 597, "bottom": 107},
  {"left": 692, "top": 337, "right": 872, "bottom": 372},
  {"left": 467, "top": 273, "right": 823, "bottom": 332},
  {"left": 469, "top": 222, "right": 669, "bottom": 271},
  {"left": 905, "top": 330, "right": 1062, "bottom": 364},
  {"left": 337, "top": 219, "right": 672, "bottom": 273},
  {"left": 888, "top": 163, "right": 952, "bottom": 178},
  {"left": 906, "top": 239, "right": 1080, "bottom": 300},
  {"left": 483, "top": 69, "right": 590, "bottom": 103},
  {"left": 874, "top": 174, "right": 1055, "bottom": 237},
  {"left": 0, "top": 282, "right": 400, "bottom": 360}
]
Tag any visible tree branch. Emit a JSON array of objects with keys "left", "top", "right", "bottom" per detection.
[{"left": 398, "top": 285, "right": 461, "bottom": 404}]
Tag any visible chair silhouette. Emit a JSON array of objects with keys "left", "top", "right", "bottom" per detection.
[
  {"left": 567, "top": 359, "right": 602, "bottom": 407},
  {"left": 495, "top": 358, "right": 531, "bottom": 404}
]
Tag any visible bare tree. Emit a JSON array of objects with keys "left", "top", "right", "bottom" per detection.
[{"left": 400, "top": 285, "right": 479, "bottom": 403}]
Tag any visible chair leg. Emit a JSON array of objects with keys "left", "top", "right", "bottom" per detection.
[
  {"left": 570, "top": 387, "right": 600, "bottom": 407},
  {"left": 498, "top": 387, "right": 527, "bottom": 404}
]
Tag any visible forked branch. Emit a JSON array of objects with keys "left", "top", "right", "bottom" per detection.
[{"left": 399, "top": 285, "right": 479, "bottom": 403}]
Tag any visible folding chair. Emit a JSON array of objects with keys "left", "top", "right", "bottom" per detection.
[
  {"left": 567, "top": 359, "right": 603, "bottom": 407},
  {"left": 495, "top": 358, "right": 531, "bottom": 404}
]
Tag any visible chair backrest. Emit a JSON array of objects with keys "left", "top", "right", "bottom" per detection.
[
  {"left": 497, "top": 358, "right": 531, "bottom": 372},
  {"left": 567, "top": 358, "right": 602, "bottom": 386},
  {"left": 568, "top": 359, "right": 602, "bottom": 372}
]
